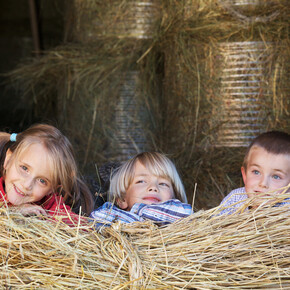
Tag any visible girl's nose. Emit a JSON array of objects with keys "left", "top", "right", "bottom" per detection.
[{"left": 23, "top": 177, "right": 34, "bottom": 190}]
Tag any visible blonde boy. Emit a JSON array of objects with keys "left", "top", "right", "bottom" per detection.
[
  {"left": 219, "top": 131, "right": 290, "bottom": 215},
  {"left": 90, "top": 152, "right": 192, "bottom": 225}
]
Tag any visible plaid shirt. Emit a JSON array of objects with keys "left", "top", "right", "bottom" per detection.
[
  {"left": 219, "top": 187, "right": 290, "bottom": 215},
  {"left": 219, "top": 187, "right": 248, "bottom": 215},
  {"left": 90, "top": 199, "right": 193, "bottom": 226}
]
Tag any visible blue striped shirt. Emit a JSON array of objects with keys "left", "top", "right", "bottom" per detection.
[{"left": 90, "top": 199, "right": 193, "bottom": 226}]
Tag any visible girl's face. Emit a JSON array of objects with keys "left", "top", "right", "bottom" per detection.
[
  {"left": 4, "top": 143, "right": 54, "bottom": 205},
  {"left": 118, "top": 160, "right": 175, "bottom": 211}
]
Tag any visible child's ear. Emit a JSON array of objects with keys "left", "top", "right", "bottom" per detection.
[
  {"left": 4, "top": 149, "right": 13, "bottom": 170},
  {"left": 117, "top": 198, "right": 128, "bottom": 210},
  {"left": 241, "top": 166, "right": 247, "bottom": 184}
]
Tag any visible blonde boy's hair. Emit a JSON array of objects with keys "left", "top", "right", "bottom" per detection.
[
  {"left": 108, "top": 152, "right": 188, "bottom": 204},
  {"left": 243, "top": 131, "right": 290, "bottom": 170}
]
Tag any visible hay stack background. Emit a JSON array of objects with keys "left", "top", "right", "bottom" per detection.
[
  {"left": 4, "top": 0, "right": 290, "bottom": 209},
  {"left": 1, "top": 195, "right": 290, "bottom": 288}
]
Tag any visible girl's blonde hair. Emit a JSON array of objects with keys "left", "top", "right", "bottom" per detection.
[
  {"left": 0, "top": 124, "right": 93, "bottom": 215},
  {"left": 108, "top": 152, "right": 187, "bottom": 203}
]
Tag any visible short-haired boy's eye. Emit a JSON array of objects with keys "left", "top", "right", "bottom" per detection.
[{"left": 253, "top": 170, "right": 260, "bottom": 175}]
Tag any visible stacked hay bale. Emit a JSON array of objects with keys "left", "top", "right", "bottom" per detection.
[
  {"left": 1, "top": 193, "right": 290, "bottom": 288},
  {"left": 5, "top": 1, "right": 289, "bottom": 209},
  {"left": 159, "top": 0, "right": 289, "bottom": 208},
  {"left": 64, "top": 0, "right": 162, "bottom": 163}
]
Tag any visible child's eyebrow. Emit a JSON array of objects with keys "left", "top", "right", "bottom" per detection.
[
  {"left": 248, "top": 163, "right": 261, "bottom": 168},
  {"left": 134, "top": 173, "right": 149, "bottom": 177},
  {"left": 134, "top": 173, "right": 166, "bottom": 178},
  {"left": 272, "top": 168, "right": 287, "bottom": 174},
  {"left": 19, "top": 160, "right": 31, "bottom": 167}
]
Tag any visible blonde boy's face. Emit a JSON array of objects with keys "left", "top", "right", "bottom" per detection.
[
  {"left": 241, "top": 146, "right": 290, "bottom": 206},
  {"left": 118, "top": 160, "right": 174, "bottom": 211}
]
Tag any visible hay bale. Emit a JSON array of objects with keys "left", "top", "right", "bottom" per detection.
[
  {"left": 1, "top": 194, "right": 290, "bottom": 288},
  {"left": 4, "top": 0, "right": 290, "bottom": 209}
]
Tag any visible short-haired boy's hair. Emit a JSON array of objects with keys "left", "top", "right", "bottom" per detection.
[
  {"left": 243, "top": 131, "right": 290, "bottom": 169},
  {"left": 108, "top": 152, "right": 188, "bottom": 204}
]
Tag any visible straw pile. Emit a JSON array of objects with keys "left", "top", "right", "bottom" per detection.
[
  {"left": 4, "top": 0, "right": 290, "bottom": 209},
  {"left": 1, "top": 195, "right": 290, "bottom": 289}
]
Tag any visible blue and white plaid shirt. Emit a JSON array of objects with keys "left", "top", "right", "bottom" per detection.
[
  {"left": 218, "top": 187, "right": 248, "bottom": 215},
  {"left": 90, "top": 199, "right": 193, "bottom": 226},
  {"left": 219, "top": 187, "right": 290, "bottom": 215}
]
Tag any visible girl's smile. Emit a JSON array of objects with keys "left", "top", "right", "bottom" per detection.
[
  {"left": 13, "top": 184, "right": 29, "bottom": 196},
  {"left": 4, "top": 143, "right": 53, "bottom": 205}
]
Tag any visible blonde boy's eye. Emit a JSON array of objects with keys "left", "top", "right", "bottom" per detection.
[
  {"left": 160, "top": 182, "right": 169, "bottom": 187},
  {"left": 136, "top": 179, "right": 145, "bottom": 184},
  {"left": 273, "top": 175, "right": 281, "bottom": 180}
]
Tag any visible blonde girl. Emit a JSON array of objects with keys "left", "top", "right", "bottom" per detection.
[{"left": 0, "top": 124, "right": 93, "bottom": 223}]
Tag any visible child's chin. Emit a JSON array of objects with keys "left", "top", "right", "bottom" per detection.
[{"left": 7, "top": 195, "right": 26, "bottom": 206}]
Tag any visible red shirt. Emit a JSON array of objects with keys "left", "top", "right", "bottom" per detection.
[{"left": 0, "top": 177, "right": 87, "bottom": 226}]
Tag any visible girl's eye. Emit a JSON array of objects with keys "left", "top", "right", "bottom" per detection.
[
  {"left": 38, "top": 178, "right": 48, "bottom": 186},
  {"left": 273, "top": 175, "right": 281, "bottom": 180},
  {"left": 20, "top": 165, "right": 28, "bottom": 172}
]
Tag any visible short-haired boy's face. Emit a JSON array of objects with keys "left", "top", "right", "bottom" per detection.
[
  {"left": 241, "top": 146, "right": 290, "bottom": 205},
  {"left": 118, "top": 160, "right": 174, "bottom": 211}
]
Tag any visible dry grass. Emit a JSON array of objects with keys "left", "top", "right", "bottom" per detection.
[
  {"left": 1, "top": 192, "right": 290, "bottom": 289},
  {"left": 4, "top": 0, "right": 290, "bottom": 209}
]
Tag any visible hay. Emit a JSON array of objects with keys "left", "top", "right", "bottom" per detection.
[
  {"left": 139, "top": 0, "right": 290, "bottom": 208},
  {"left": 4, "top": 0, "right": 290, "bottom": 209},
  {"left": 1, "top": 194, "right": 290, "bottom": 288}
]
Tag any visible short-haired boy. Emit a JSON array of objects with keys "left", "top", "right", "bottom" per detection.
[{"left": 219, "top": 131, "right": 290, "bottom": 215}]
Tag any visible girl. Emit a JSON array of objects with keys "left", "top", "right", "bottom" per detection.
[
  {"left": 0, "top": 124, "right": 93, "bottom": 224},
  {"left": 90, "top": 152, "right": 193, "bottom": 225}
]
